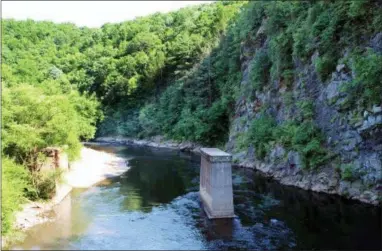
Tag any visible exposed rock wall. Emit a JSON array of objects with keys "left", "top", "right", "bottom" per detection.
[{"left": 226, "top": 25, "right": 382, "bottom": 205}]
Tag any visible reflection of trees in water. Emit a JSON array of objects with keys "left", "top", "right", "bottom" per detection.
[
  {"left": 232, "top": 168, "right": 382, "bottom": 250},
  {"left": 70, "top": 189, "right": 94, "bottom": 234},
  {"left": 120, "top": 185, "right": 143, "bottom": 211},
  {"left": 118, "top": 157, "right": 196, "bottom": 212}
]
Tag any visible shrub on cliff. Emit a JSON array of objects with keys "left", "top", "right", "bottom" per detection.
[
  {"left": 345, "top": 50, "right": 382, "bottom": 107},
  {"left": 246, "top": 116, "right": 329, "bottom": 170},
  {"left": 247, "top": 115, "right": 277, "bottom": 159},
  {"left": 250, "top": 49, "right": 272, "bottom": 91}
]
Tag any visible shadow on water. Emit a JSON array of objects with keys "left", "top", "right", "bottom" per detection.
[
  {"left": 10, "top": 145, "right": 381, "bottom": 250},
  {"left": 232, "top": 168, "right": 382, "bottom": 250}
]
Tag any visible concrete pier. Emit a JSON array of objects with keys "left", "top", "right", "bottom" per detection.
[{"left": 199, "top": 148, "right": 234, "bottom": 219}]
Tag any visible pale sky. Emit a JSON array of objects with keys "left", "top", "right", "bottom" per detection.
[{"left": 2, "top": 1, "right": 214, "bottom": 28}]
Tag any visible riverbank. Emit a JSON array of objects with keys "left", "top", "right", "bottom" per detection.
[
  {"left": 93, "top": 136, "right": 204, "bottom": 153},
  {"left": 2, "top": 146, "right": 129, "bottom": 249},
  {"left": 92, "top": 136, "right": 381, "bottom": 206},
  {"left": 65, "top": 147, "right": 128, "bottom": 188}
]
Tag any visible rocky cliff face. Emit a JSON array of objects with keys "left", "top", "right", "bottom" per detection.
[{"left": 226, "top": 22, "right": 382, "bottom": 205}]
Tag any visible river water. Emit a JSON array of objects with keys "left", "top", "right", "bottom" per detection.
[{"left": 11, "top": 145, "right": 381, "bottom": 250}]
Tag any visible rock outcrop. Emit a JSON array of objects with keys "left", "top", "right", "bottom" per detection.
[{"left": 226, "top": 22, "right": 382, "bottom": 206}]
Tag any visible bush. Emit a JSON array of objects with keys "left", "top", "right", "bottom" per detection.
[
  {"left": 345, "top": 50, "right": 382, "bottom": 107},
  {"left": 274, "top": 120, "right": 297, "bottom": 148},
  {"left": 247, "top": 115, "right": 277, "bottom": 159},
  {"left": 97, "top": 107, "right": 141, "bottom": 138},
  {"left": 274, "top": 120, "right": 329, "bottom": 169},
  {"left": 290, "top": 121, "right": 329, "bottom": 169},
  {"left": 250, "top": 49, "right": 271, "bottom": 91},
  {"left": 245, "top": 114, "right": 329, "bottom": 169},
  {"left": 2, "top": 82, "right": 101, "bottom": 165},
  {"left": 340, "top": 163, "right": 357, "bottom": 181},
  {"left": 269, "top": 31, "right": 293, "bottom": 83},
  {"left": 1, "top": 158, "right": 32, "bottom": 235},
  {"left": 292, "top": 25, "right": 312, "bottom": 61},
  {"left": 27, "top": 169, "right": 63, "bottom": 200},
  {"left": 2, "top": 157, "right": 64, "bottom": 235},
  {"left": 296, "top": 100, "right": 314, "bottom": 121},
  {"left": 155, "top": 82, "right": 184, "bottom": 136},
  {"left": 234, "top": 132, "right": 248, "bottom": 153},
  {"left": 282, "top": 91, "right": 294, "bottom": 108},
  {"left": 314, "top": 53, "right": 337, "bottom": 82},
  {"left": 138, "top": 104, "right": 160, "bottom": 137}
]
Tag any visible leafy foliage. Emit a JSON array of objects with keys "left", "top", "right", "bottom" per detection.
[
  {"left": 1, "top": 158, "right": 31, "bottom": 234},
  {"left": 345, "top": 50, "right": 382, "bottom": 107},
  {"left": 245, "top": 116, "right": 329, "bottom": 170},
  {"left": 250, "top": 49, "right": 272, "bottom": 91},
  {"left": 340, "top": 163, "right": 358, "bottom": 182},
  {"left": 2, "top": 82, "right": 101, "bottom": 165},
  {"left": 286, "top": 121, "right": 329, "bottom": 170},
  {"left": 247, "top": 115, "right": 277, "bottom": 159}
]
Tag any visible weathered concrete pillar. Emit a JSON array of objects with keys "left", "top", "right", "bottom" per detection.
[{"left": 200, "top": 148, "right": 234, "bottom": 219}]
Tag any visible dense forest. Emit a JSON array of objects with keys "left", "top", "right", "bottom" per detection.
[{"left": 2, "top": 0, "right": 382, "bottom": 236}]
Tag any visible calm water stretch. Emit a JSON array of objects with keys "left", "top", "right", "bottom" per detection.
[{"left": 12, "top": 145, "right": 381, "bottom": 250}]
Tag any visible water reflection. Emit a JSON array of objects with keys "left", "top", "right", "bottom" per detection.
[
  {"left": 118, "top": 158, "right": 188, "bottom": 212},
  {"left": 198, "top": 217, "right": 234, "bottom": 241},
  {"left": 234, "top": 168, "right": 382, "bottom": 250},
  {"left": 12, "top": 190, "right": 94, "bottom": 250},
  {"left": 10, "top": 145, "right": 381, "bottom": 250}
]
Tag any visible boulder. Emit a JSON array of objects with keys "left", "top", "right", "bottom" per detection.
[
  {"left": 311, "top": 169, "right": 339, "bottom": 193},
  {"left": 336, "top": 64, "right": 346, "bottom": 72},
  {"left": 370, "top": 32, "right": 382, "bottom": 53},
  {"left": 357, "top": 153, "right": 382, "bottom": 186},
  {"left": 372, "top": 105, "right": 382, "bottom": 114},
  {"left": 287, "top": 151, "right": 302, "bottom": 170},
  {"left": 269, "top": 145, "right": 286, "bottom": 163}
]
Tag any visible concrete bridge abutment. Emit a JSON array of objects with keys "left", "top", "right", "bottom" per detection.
[{"left": 199, "top": 148, "right": 234, "bottom": 219}]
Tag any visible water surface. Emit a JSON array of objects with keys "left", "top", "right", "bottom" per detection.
[{"left": 11, "top": 145, "right": 381, "bottom": 250}]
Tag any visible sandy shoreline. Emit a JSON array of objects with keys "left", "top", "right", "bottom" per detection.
[
  {"left": 65, "top": 147, "right": 128, "bottom": 188},
  {"left": 2, "top": 146, "right": 129, "bottom": 249}
]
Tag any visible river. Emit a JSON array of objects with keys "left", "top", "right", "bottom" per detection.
[{"left": 10, "top": 145, "right": 381, "bottom": 250}]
